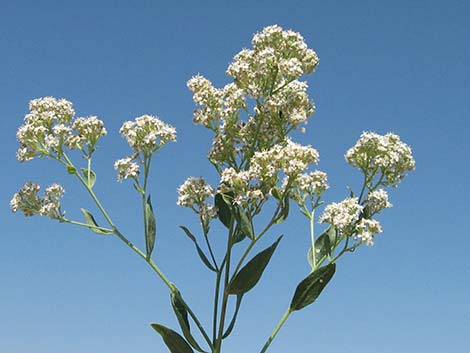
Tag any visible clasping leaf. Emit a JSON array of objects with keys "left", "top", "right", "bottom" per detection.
[
  {"left": 170, "top": 290, "right": 208, "bottom": 352},
  {"left": 145, "top": 195, "right": 156, "bottom": 259},
  {"left": 290, "top": 263, "right": 336, "bottom": 311},
  {"left": 80, "top": 208, "right": 113, "bottom": 235}
]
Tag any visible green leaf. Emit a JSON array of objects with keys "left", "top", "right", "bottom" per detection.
[
  {"left": 290, "top": 263, "right": 336, "bottom": 311},
  {"left": 307, "top": 226, "right": 340, "bottom": 268},
  {"left": 80, "top": 168, "right": 96, "bottom": 188},
  {"left": 171, "top": 290, "right": 207, "bottom": 353},
  {"left": 145, "top": 195, "right": 157, "bottom": 258},
  {"left": 66, "top": 165, "right": 77, "bottom": 174},
  {"left": 215, "top": 193, "right": 232, "bottom": 228},
  {"left": 151, "top": 323, "right": 194, "bottom": 353},
  {"left": 228, "top": 235, "right": 283, "bottom": 295},
  {"left": 275, "top": 193, "right": 290, "bottom": 224},
  {"left": 80, "top": 208, "right": 112, "bottom": 235},
  {"left": 232, "top": 226, "right": 247, "bottom": 245},
  {"left": 222, "top": 295, "right": 243, "bottom": 339},
  {"left": 180, "top": 226, "right": 216, "bottom": 272},
  {"left": 234, "top": 206, "right": 254, "bottom": 240}
]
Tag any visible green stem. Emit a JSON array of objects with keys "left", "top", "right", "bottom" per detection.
[
  {"left": 214, "top": 223, "right": 234, "bottom": 353},
  {"left": 60, "top": 153, "right": 213, "bottom": 349},
  {"left": 213, "top": 268, "right": 222, "bottom": 344},
  {"left": 259, "top": 308, "right": 292, "bottom": 353},
  {"left": 310, "top": 210, "right": 316, "bottom": 271},
  {"left": 231, "top": 203, "right": 281, "bottom": 279},
  {"left": 62, "top": 219, "right": 113, "bottom": 233}
]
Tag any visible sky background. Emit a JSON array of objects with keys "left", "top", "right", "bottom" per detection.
[{"left": 1, "top": 0, "right": 469, "bottom": 352}]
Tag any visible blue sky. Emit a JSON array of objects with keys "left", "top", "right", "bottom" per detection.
[{"left": 1, "top": 0, "right": 469, "bottom": 352}]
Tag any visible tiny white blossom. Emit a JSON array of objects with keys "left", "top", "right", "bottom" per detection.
[
  {"left": 114, "top": 157, "right": 140, "bottom": 182},
  {"left": 177, "top": 177, "right": 214, "bottom": 208},
  {"left": 120, "top": 115, "right": 176, "bottom": 154},
  {"left": 319, "top": 197, "right": 363, "bottom": 232},
  {"left": 11, "top": 182, "right": 65, "bottom": 219},
  {"left": 355, "top": 218, "right": 383, "bottom": 246},
  {"left": 346, "top": 132, "right": 415, "bottom": 186},
  {"left": 366, "top": 189, "right": 392, "bottom": 213}
]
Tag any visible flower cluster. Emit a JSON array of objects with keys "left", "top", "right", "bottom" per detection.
[
  {"left": 177, "top": 177, "right": 217, "bottom": 226},
  {"left": 119, "top": 115, "right": 176, "bottom": 155},
  {"left": 218, "top": 167, "right": 264, "bottom": 206},
  {"left": 188, "top": 25, "right": 318, "bottom": 169},
  {"left": 250, "top": 139, "right": 319, "bottom": 183},
  {"left": 10, "top": 182, "right": 65, "bottom": 219},
  {"left": 16, "top": 97, "right": 107, "bottom": 161},
  {"left": 319, "top": 197, "right": 363, "bottom": 232},
  {"left": 72, "top": 116, "right": 107, "bottom": 153},
  {"left": 116, "top": 115, "right": 176, "bottom": 183},
  {"left": 227, "top": 25, "right": 319, "bottom": 97},
  {"left": 290, "top": 170, "right": 329, "bottom": 201},
  {"left": 187, "top": 77, "right": 246, "bottom": 130},
  {"left": 345, "top": 132, "right": 415, "bottom": 186},
  {"left": 365, "top": 189, "right": 392, "bottom": 214},
  {"left": 215, "top": 139, "right": 320, "bottom": 207},
  {"left": 114, "top": 157, "right": 140, "bottom": 182},
  {"left": 355, "top": 218, "right": 383, "bottom": 246}
]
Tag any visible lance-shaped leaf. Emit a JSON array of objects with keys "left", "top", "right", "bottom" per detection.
[
  {"left": 215, "top": 193, "right": 233, "bottom": 228},
  {"left": 222, "top": 295, "right": 243, "bottom": 339},
  {"left": 228, "top": 236, "right": 283, "bottom": 295},
  {"left": 307, "top": 226, "right": 339, "bottom": 267},
  {"left": 151, "top": 323, "right": 194, "bottom": 353},
  {"left": 290, "top": 263, "right": 336, "bottom": 311},
  {"left": 234, "top": 206, "right": 254, "bottom": 240},
  {"left": 171, "top": 290, "right": 207, "bottom": 353},
  {"left": 80, "top": 208, "right": 113, "bottom": 235},
  {"left": 145, "top": 195, "right": 156, "bottom": 258},
  {"left": 80, "top": 168, "right": 96, "bottom": 188},
  {"left": 180, "top": 226, "right": 216, "bottom": 272}
]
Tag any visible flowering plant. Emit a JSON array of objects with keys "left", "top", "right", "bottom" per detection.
[{"left": 11, "top": 25, "right": 415, "bottom": 353}]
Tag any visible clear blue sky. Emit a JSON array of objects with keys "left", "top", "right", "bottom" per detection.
[{"left": 1, "top": 0, "right": 469, "bottom": 352}]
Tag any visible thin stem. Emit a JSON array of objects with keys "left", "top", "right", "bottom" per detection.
[
  {"left": 231, "top": 203, "right": 281, "bottom": 279},
  {"left": 259, "top": 308, "right": 292, "bottom": 353},
  {"left": 62, "top": 219, "right": 113, "bottom": 233},
  {"left": 213, "top": 268, "right": 222, "bottom": 344},
  {"left": 59, "top": 153, "right": 213, "bottom": 349},
  {"left": 214, "top": 223, "right": 234, "bottom": 353},
  {"left": 310, "top": 210, "right": 316, "bottom": 271}
]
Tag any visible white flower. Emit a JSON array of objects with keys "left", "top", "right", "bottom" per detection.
[
  {"left": 291, "top": 170, "right": 329, "bottom": 195},
  {"left": 177, "top": 177, "right": 214, "bottom": 208},
  {"left": 249, "top": 139, "right": 319, "bottom": 185},
  {"left": 345, "top": 132, "right": 415, "bottom": 186},
  {"left": 72, "top": 116, "right": 107, "bottom": 150},
  {"left": 366, "top": 189, "right": 392, "bottom": 213},
  {"left": 114, "top": 157, "right": 140, "bottom": 181},
  {"left": 319, "top": 197, "right": 363, "bottom": 232},
  {"left": 120, "top": 115, "right": 176, "bottom": 153},
  {"left": 11, "top": 182, "right": 65, "bottom": 219},
  {"left": 355, "top": 218, "right": 382, "bottom": 246}
]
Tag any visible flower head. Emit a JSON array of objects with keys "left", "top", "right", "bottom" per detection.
[
  {"left": 114, "top": 157, "right": 140, "bottom": 182},
  {"left": 346, "top": 132, "right": 415, "bottom": 186},
  {"left": 11, "top": 182, "right": 65, "bottom": 219},
  {"left": 319, "top": 197, "right": 363, "bottom": 232},
  {"left": 366, "top": 189, "right": 392, "bottom": 214},
  {"left": 355, "top": 218, "right": 383, "bottom": 246},
  {"left": 120, "top": 115, "right": 176, "bottom": 154}
]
